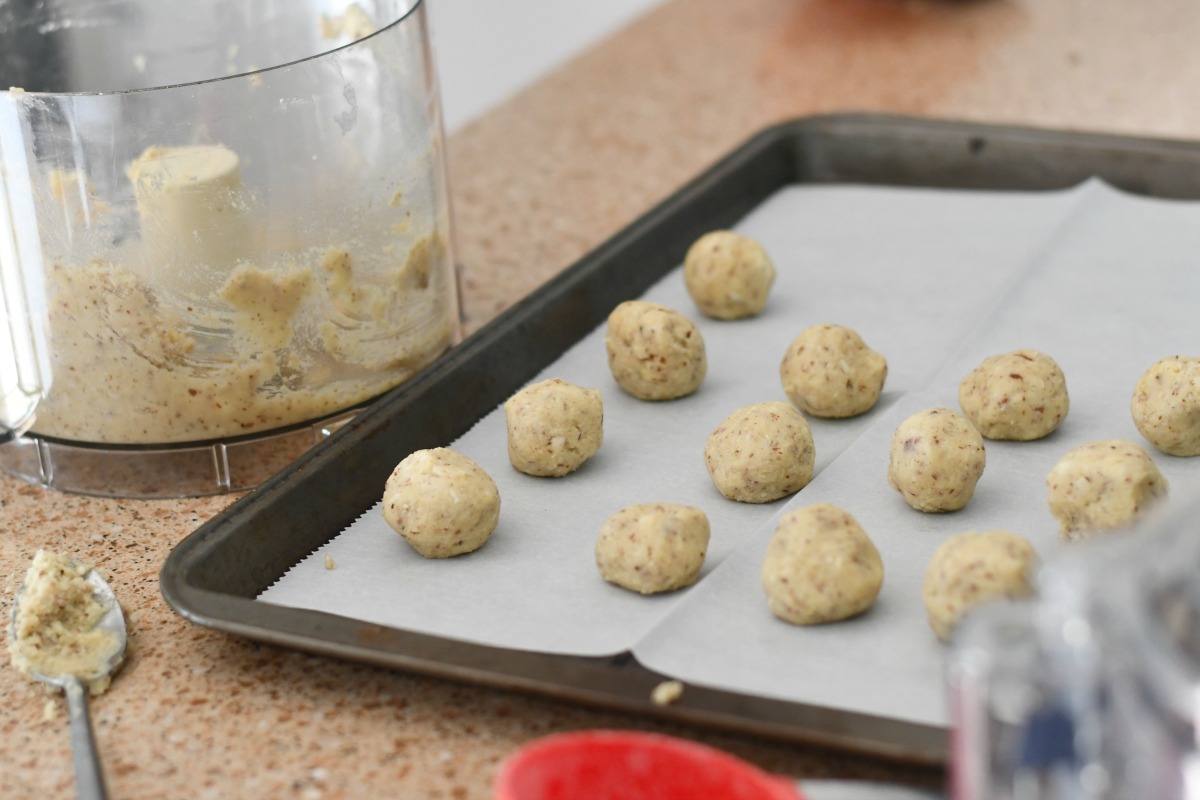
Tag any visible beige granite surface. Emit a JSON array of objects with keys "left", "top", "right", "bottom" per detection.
[{"left": 6, "top": 0, "right": 1200, "bottom": 796}]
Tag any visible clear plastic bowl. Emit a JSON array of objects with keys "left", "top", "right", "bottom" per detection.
[{"left": 0, "top": 0, "right": 460, "bottom": 497}]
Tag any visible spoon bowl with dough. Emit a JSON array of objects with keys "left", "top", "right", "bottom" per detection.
[{"left": 9, "top": 552, "right": 127, "bottom": 800}]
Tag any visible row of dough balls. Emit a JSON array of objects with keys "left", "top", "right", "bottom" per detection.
[
  {"left": 376, "top": 450, "right": 1027, "bottom": 642},
  {"left": 889, "top": 352, "right": 1195, "bottom": 538},
  {"left": 888, "top": 407, "right": 1166, "bottom": 537},
  {"left": 606, "top": 299, "right": 890, "bottom": 418},
  {"left": 760, "top": 503, "right": 1038, "bottom": 642},
  {"left": 598, "top": 499, "right": 1039, "bottom": 644},
  {"left": 369, "top": 418, "right": 1052, "bottom": 635},
  {"left": 956, "top": 348, "right": 1200, "bottom": 457}
]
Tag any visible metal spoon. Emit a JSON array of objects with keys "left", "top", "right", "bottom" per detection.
[{"left": 10, "top": 563, "right": 127, "bottom": 800}]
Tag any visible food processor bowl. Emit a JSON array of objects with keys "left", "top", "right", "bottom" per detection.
[{"left": 0, "top": 0, "right": 460, "bottom": 497}]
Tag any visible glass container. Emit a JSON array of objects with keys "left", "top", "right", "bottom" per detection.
[
  {"left": 949, "top": 482, "right": 1200, "bottom": 800},
  {"left": 0, "top": 0, "right": 460, "bottom": 497}
]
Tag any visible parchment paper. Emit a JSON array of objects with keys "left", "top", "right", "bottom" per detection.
[
  {"left": 632, "top": 181, "right": 1200, "bottom": 726},
  {"left": 259, "top": 180, "right": 1199, "bottom": 723}
]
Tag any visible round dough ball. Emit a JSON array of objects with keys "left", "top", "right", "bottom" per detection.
[
  {"left": 704, "top": 401, "right": 815, "bottom": 503},
  {"left": 682, "top": 230, "right": 776, "bottom": 320},
  {"left": 595, "top": 503, "right": 710, "bottom": 594},
  {"left": 958, "top": 349, "right": 1069, "bottom": 441},
  {"left": 1131, "top": 355, "right": 1200, "bottom": 456},
  {"left": 504, "top": 378, "right": 603, "bottom": 477},
  {"left": 921, "top": 530, "right": 1038, "bottom": 642},
  {"left": 779, "top": 323, "right": 888, "bottom": 418},
  {"left": 887, "top": 408, "right": 986, "bottom": 513},
  {"left": 381, "top": 448, "right": 500, "bottom": 558},
  {"left": 1046, "top": 439, "right": 1169, "bottom": 540},
  {"left": 605, "top": 300, "right": 706, "bottom": 400},
  {"left": 761, "top": 503, "right": 884, "bottom": 625}
]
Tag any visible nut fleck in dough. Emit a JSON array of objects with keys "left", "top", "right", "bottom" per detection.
[
  {"left": 921, "top": 531, "right": 1038, "bottom": 642},
  {"left": 381, "top": 448, "right": 500, "bottom": 558},
  {"left": 704, "top": 401, "right": 815, "bottom": 503},
  {"left": 595, "top": 504, "right": 710, "bottom": 594},
  {"left": 504, "top": 378, "right": 603, "bottom": 477},
  {"left": 1131, "top": 355, "right": 1200, "bottom": 456},
  {"left": 682, "top": 230, "right": 776, "bottom": 319},
  {"left": 760, "top": 503, "right": 884, "bottom": 626},
  {"left": 958, "top": 349, "right": 1069, "bottom": 441},
  {"left": 888, "top": 408, "right": 986, "bottom": 513},
  {"left": 779, "top": 323, "right": 888, "bottom": 418},
  {"left": 605, "top": 301, "right": 706, "bottom": 400},
  {"left": 1046, "top": 440, "right": 1169, "bottom": 540}
]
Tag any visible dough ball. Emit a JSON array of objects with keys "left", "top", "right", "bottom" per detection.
[
  {"left": 605, "top": 300, "right": 706, "bottom": 400},
  {"left": 888, "top": 408, "right": 986, "bottom": 513},
  {"left": 381, "top": 448, "right": 500, "bottom": 558},
  {"left": 595, "top": 503, "right": 710, "bottom": 594},
  {"left": 1046, "top": 440, "right": 1169, "bottom": 540},
  {"left": 704, "top": 401, "right": 815, "bottom": 503},
  {"left": 921, "top": 530, "right": 1038, "bottom": 642},
  {"left": 779, "top": 323, "right": 888, "bottom": 418},
  {"left": 760, "top": 503, "right": 884, "bottom": 625},
  {"left": 504, "top": 378, "right": 603, "bottom": 477},
  {"left": 1131, "top": 355, "right": 1200, "bottom": 456},
  {"left": 682, "top": 230, "right": 776, "bottom": 319},
  {"left": 958, "top": 349, "right": 1069, "bottom": 441}
]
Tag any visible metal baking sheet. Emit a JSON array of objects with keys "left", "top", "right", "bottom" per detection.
[{"left": 161, "top": 114, "right": 1200, "bottom": 765}]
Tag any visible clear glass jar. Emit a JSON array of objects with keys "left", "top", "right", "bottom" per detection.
[
  {"left": 0, "top": 0, "right": 460, "bottom": 497},
  {"left": 949, "top": 483, "right": 1200, "bottom": 800}
]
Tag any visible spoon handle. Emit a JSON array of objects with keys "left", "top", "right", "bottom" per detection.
[{"left": 64, "top": 677, "right": 109, "bottom": 800}]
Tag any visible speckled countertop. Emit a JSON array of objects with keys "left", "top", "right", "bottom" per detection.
[{"left": 6, "top": 1, "right": 1200, "bottom": 797}]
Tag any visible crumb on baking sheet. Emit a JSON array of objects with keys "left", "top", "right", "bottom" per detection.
[
  {"left": 324, "top": 553, "right": 337, "bottom": 570},
  {"left": 651, "top": 680, "right": 684, "bottom": 706}
]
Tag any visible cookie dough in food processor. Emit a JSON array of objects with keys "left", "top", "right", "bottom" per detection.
[
  {"left": 0, "top": 0, "right": 460, "bottom": 494},
  {"left": 958, "top": 349, "right": 1069, "bottom": 441},
  {"left": 382, "top": 448, "right": 501, "bottom": 558},
  {"left": 887, "top": 408, "right": 986, "bottom": 513},
  {"left": 779, "top": 323, "right": 888, "bottom": 419},
  {"left": 504, "top": 378, "right": 603, "bottom": 477},
  {"left": 760, "top": 503, "right": 884, "bottom": 626},
  {"left": 1131, "top": 355, "right": 1200, "bottom": 456},
  {"left": 1045, "top": 440, "right": 1169, "bottom": 540},
  {"left": 29, "top": 143, "right": 456, "bottom": 446},
  {"left": 704, "top": 401, "right": 815, "bottom": 503},
  {"left": 595, "top": 504, "right": 710, "bottom": 594},
  {"left": 921, "top": 530, "right": 1038, "bottom": 642},
  {"left": 682, "top": 230, "right": 776, "bottom": 320},
  {"left": 605, "top": 301, "right": 707, "bottom": 401}
]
